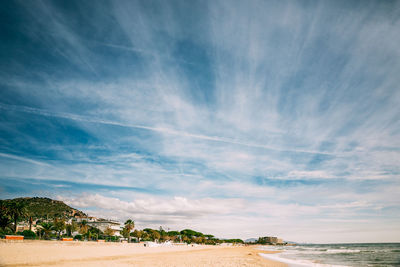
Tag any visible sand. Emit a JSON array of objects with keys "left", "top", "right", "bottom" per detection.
[{"left": 0, "top": 240, "right": 287, "bottom": 267}]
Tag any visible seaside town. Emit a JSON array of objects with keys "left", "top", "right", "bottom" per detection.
[{"left": 0, "top": 197, "right": 286, "bottom": 246}]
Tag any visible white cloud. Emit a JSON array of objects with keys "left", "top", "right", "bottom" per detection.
[
  {"left": 56, "top": 192, "right": 400, "bottom": 243},
  {"left": 1, "top": 0, "right": 400, "bottom": 243},
  {"left": 57, "top": 193, "right": 244, "bottom": 227}
]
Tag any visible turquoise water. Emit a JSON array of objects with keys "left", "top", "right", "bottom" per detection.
[{"left": 259, "top": 243, "right": 400, "bottom": 267}]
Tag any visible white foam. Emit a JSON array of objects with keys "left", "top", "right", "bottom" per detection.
[
  {"left": 326, "top": 249, "right": 360, "bottom": 254},
  {"left": 258, "top": 246, "right": 361, "bottom": 254},
  {"left": 259, "top": 253, "right": 350, "bottom": 267}
]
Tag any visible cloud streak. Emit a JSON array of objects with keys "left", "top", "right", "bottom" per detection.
[
  {"left": 0, "top": 0, "right": 399, "bottom": 242},
  {"left": 0, "top": 102, "right": 335, "bottom": 156}
]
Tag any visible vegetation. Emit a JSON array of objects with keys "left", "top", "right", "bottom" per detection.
[
  {"left": 0, "top": 199, "right": 28, "bottom": 234},
  {"left": 104, "top": 226, "right": 115, "bottom": 241},
  {"left": 124, "top": 219, "right": 134, "bottom": 242},
  {"left": 125, "top": 228, "right": 243, "bottom": 245},
  {"left": 53, "top": 218, "right": 66, "bottom": 239},
  {"left": 0, "top": 201, "right": 13, "bottom": 237},
  {"left": 0, "top": 197, "right": 86, "bottom": 220},
  {"left": 74, "top": 234, "right": 83, "bottom": 241},
  {"left": 65, "top": 221, "right": 78, "bottom": 237},
  {"left": 19, "top": 230, "right": 36, "bottom": 239},
  {"left": 0, "top": 197, "right": 248, "bottom": 244},
  {"left": 40, "top": 222, "right": 53, "bottom": 240},
  {"left": 78, "top": 220, "right": 88, "bottom": 235},
  {"left": 6, "top": 201, "right": 27, "bottom": 233},
  {"left": 86, "top": 225, "right": 102, "bottom": 241},
  {"left": 131, "top": 229, "right": 143, "bottom": 242}
]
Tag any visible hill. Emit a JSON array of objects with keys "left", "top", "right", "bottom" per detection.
[{"left": 1, "top": 197, "right": 86, "bottom": 219}]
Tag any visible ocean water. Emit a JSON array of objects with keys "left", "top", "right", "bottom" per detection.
[{"left": 259, "top": 243, "right": 400, "bottom": 267}]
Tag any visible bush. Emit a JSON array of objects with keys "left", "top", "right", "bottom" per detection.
[
  {"left": 106, "top": 236, "right": 120, "bottom": 242},
  {"left": 0, "top": 227, "right": 13, "bottom": 238},
  {"left": 74, "top": 234, "right": 83, "bottom": 241},
  {"left": 22, "top": 230, "right": 36, "bottom": 239}
]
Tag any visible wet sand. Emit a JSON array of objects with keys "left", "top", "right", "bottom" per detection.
[{"left": 0, "top": 240, "right": 286, "bottom": 267}]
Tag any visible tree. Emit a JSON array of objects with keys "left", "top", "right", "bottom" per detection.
[
  {"left": 104, "top": 227, "right": 114, "bottom": 241},
  {"left": 0, "top": 201, "right": 12, "bottom": 231},
  {"left": 40, "top": 222, "right": 53, "bottom": 240},
  {"left": 29, "top": 216, "right": 33, "bottom": 231},
  {"left": 159, "top": 226, "right": 168, "bottom": 242},
  {"left": 131, "top": 229, "right": 143, "bottom": 242},
  {"left": 182, "top": 235, "right": 189, "bottom": 243},
  {"left": 121, "top": 227, "right": 130, "bottom": 240},
  {"left": 36, "top": 227, "right": 44, "bottom": 239},
  {"left": 180, "top": 229, "right": 203, "bottom": 238},
  {"left": 138, "top": 230, "right": 150, "bottom": 241},
  {"left": 0, "top": 215, "right": 12, "bottom": 232},
  {"left": 168, "top": 235, "right": 177, "bottom": 242},
  {"left": 195, "top": 236, "right": 205, "bottom": 244},
  {"left": 65, "top": 221, "right": 78, "bottom": 237},
  {"left": 53, "top": 218, "right": 65, "bottom": 239},
  {"left": 21, "top": 230, "right": 36, "bottom": 239},
  {"left": 124, "top": 219, "right": 134, "bottom": 243},
  {"left": 0, "top": 200, "right": 7, "bottom": 215},
  {"left": 151, "top": 230, "right": 161, "bottom": 242},
  {"left": 78, "top": 220, "right": 88, "bottom": 235},
  {"left": 5, "top": 201, "right": 27, "bottom": 233},
  {"left": 88, "top": 226, "right": 102, "bottom": 241}
]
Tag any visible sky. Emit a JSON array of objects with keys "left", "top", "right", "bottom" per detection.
[{"left": 0, "top": 0, "right": 399, "bottom": 243}]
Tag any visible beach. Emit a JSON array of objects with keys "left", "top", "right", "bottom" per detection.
[{"left": 0, "top": 240, "right": 286, "bottom": 267}]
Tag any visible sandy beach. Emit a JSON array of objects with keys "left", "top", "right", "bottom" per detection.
[{"left": 0, "top": 240, "right": 286, "bottom": 267}]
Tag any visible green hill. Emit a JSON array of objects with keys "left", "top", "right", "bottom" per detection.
[{"left": 1, "top": 197, "right": 86, "bottom": 219}]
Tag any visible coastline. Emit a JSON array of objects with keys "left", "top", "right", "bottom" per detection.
[
  {"left": 258, "top": 243, "right": 400, "bottom": 267},
  {"left": 0, "top": 240, "right": 287, "bottom": 266}
]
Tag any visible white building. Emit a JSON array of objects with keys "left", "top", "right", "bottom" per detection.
[{"left": 87, "top": 220, "right": 123, "bottom": 236}]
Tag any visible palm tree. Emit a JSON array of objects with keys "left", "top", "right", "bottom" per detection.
[
  {"left": 124, "top": 219, "right": 134, "bottom": 243},
  {"left": 88, "top": 226, "right": 101, "bottom": 241},
  {"left": 121, "top": 227, "right": 130, "bottom": 240},
  {"left": 29, "top": 216, "right": 33, "bottom": 231},
  {"left": 6, "top": 202, "right": 27, "bottom": 233},
  {"left": 0, "top": 215, "right": 12, "bottom": 231},
  {"left": 0, "top": 201, "right": 12, "bottom": 232},
  {"left": 36, "top": 227, "right": 43, "bottom": 239},
  {"left": 40, "top": 222, "right": 53, "bottom": 240}
]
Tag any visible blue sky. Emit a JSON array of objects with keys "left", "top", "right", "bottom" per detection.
[{"left": 0, "top": 0, "right": 399, "bottom": 243}]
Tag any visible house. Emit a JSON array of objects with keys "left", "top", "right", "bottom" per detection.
[
  {"left": 16, "top": 222, "right": 37, "bottom": 232},
  {"left": 74, "top": 216, "right": 98, "bottom": 223},
  {"left": 87, "top": 219, "right": 123, "bottom": 236}
]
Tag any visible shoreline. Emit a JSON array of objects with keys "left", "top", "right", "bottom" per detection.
[{"left": 0, "top": 240, "right": 287, "bottom": 266}]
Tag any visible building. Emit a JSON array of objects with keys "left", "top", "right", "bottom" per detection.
[
  {"left": 258, "top": 236, "right": 281, "bottom": 244},
  {"left": 74, "top": 216, "right": 98, "bottom": 223},
  {"left": 16, "top": 222, "right": 37, "bottom": 233},
  {"left": 87, "top": 220, "right": 123, "bottom": 236}
]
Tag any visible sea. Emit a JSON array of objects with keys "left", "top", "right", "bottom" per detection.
[{"left": 259, "top": 243, "right": 400, "bottom": 267}]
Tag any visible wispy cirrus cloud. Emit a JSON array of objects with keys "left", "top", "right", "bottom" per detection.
[{"left": 0, "top": 0, "right": 399, "bottom": 242}]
